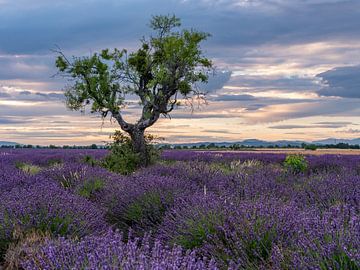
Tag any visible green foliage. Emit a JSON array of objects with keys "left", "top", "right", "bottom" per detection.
[
  {"left": 121, "top": 191, "right": 172, "bottom": 233},
  {"left": 243, "top": 222, "right": 276, "bottom": 266},
  {"left": 77, "top": 178, "right": 105, "bottom": 199},
  {"left": 47, "top": 158, "right": 62, "bottom": 167},
  {"left": 82, "top": 155, "right": 98, "bottom": 167},
  {"left": 304, "top": 144, "right": 318, "bottom": 151},
  {"left": 284, "top": 154, "right": 308, "bottom": 174},
  {"left": 102, "top": 131, "right": 160, "bottom": 175},
  {"left": 319, "top": 251, "right": 359, "bottom": 270},
  {"left": 56, "top": 15, "right": 212, "bottom": 114},
  {"left": 15, "top": 162, "right": 41, "bottom": 175},
  {"left": 173, "top": 212, "right": 220, "bottom": 250},
  {"left": 36, "top": 215, "right": 73, "bottom": 237},
  {"left": 102, "top": 142, "right": 141, "bottom": 175}
]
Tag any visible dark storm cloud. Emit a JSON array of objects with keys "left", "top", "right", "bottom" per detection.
[
  {"left": 316, "top": 65, "right": 360, "bottom": 98},
  {"left": 183, "top": 0, "right": 360, "bottom": 48},
  {"left": 0, "top": 0, "right": 178, "bottom": 54},
  {"left": 1, "top": 0, "right": 360, "bottom": 54}
]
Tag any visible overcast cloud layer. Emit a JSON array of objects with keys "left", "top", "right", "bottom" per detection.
[{"left": 0, "top": 0, "right": 359, "bottom": 145}]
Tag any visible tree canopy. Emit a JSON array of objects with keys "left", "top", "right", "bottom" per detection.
[{"left": 55, "top": 14, "right": 212, "bottom": 165}]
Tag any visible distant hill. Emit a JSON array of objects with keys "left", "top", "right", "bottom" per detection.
[
  {"left": 2, "top": 138, "right": 360, "bottom": 148},
  {"left": 170, "top": 138, "right": 360, "bottom": 148},
  {"left": 313, "top": 138, "right": 360, "bottom": 145},
  {"left": 0, "top": 141, "right": 19, "bottom": 146},
  {"left": 170, "top": 139, "right": 306, "bottom": 148}
]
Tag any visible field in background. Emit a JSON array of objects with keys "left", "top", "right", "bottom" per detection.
[
  {"left": 0, "top": 149, "right": 359, "bottom": 269},
  {"left": 212, "top": 148, "right": 360, "bottom": 155}
]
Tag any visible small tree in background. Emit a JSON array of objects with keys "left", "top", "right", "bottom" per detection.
[{"left": 55, "top": 15, "right": 212, "bottom": 166}]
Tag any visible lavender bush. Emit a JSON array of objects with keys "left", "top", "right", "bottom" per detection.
[
  {"left": 0, "top": 149, "right": 359, "bottom": 269},
  {"left": 21, "top": 230, "right": 218, "bottom": 270},
  {"left": 0, "top": 180, "right": 107, "bottom": 259}
]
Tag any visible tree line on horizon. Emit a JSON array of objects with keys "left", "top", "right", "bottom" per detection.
[{"left": 2, "top": 142, "right": 359, "bottom": 150}]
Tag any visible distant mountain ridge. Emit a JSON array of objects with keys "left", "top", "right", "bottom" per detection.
[
  {"left": 313, "top": 138, "right": 360, "bottom": 145},
  {"left": 1, "top": 138, "right": 360, "bottom": 148},
  {"left": 171, "top": 138, "right": 360, "bottom": 147}
]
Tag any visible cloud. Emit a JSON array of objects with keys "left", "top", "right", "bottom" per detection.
[
  {"left": 316, "top": 65, "right": 360, "bottom": 98},
  {"left": 337, "top": 128, "right": 360, "bottom": 134},
  {"left": 35, "top": 92, "right": 64, "bottom": 100},
  {"left": 212, "top": 94, "right": 256, "bottom": 101},
  {"left": 314, "top": 121, "right": 353, "bottom": 126},
  {"left": 202, "top": 129, "right": 241, "bottom": 134},
  {"left": 0, "top": 91, "right": 11, "bottom": 97},
  {"left": 0, "top": 55, "right": 54, "bottom": 80},
  {"left": 0, "top": 117, "right": 31, "bottom": 124},
  {"left": 0, "top": 86, "right": 64, "bottom": 101},
  {"left": 244, "top": 99, "right": 360, "bottom": 123},
  {"left": 228, "top": 74, "right": 319, "bottom": 92},
  {"left": 0, "top": 0, "right": 360, "bottom": 144},
  {"left": 172, "top": 113, "right": 235, "bottom": 119},
  {"left": 270, "top": 122, "right": 351, "bottom": 129},
  {"left": 198, "top": 70, "right": 232, "bottom": 92},
  {"left": 1, "top": 0, "right": 360, "bottom": 55},
  {"left": 19, "top": 90, "right": 32, "bottom": 95}
]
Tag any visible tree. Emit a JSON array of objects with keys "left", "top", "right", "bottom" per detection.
[
  {"left": 55, "top": 15, "right": 212, "bottom": 166},
  {"left": 90, "top": 144, "right": 98, "bottom": 149}
]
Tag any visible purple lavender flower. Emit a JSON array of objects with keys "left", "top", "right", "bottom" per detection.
[
  {"left": 20, "top": 230, "right": 219, "bottom": 270},
  {"left": 0, "top": 180, "right": 108, "bottom": 259}
]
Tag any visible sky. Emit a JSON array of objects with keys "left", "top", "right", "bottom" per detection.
[{"left": 0, "top": 0, "right": 359, "bottom": 145}]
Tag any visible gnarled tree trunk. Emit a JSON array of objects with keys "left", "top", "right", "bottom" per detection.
[{"left": 129, "top": 126, "right": 149, "bottom": 167}]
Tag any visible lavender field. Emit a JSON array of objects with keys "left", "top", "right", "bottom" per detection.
[{"left": 0, "top": 149, "right": 359, "bottom": 269}]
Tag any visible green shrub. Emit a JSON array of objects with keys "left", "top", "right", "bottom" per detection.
[
  {"left": 36, "top": 215, "right": 73, "bottom": 237},
  {"left": 284, "top": 154, "right": 308, "bottom": 174},
  {"left": 15, "top": 162, "right": 41, "bottom": 175},
  {"left": 102, "top": 130, "right": 161, "bottom": 175},
  {"left": 105, "top": 191, "right": 173, "bottom": 238},
  {"left": 82, "top": 155, "right": 97, "bottom": 167},
  {"left": 173, "top": 212, "right": 221, "bottom": 250},
  {"left": 121, "top": 191, "right": 171, "bottom": 232},
  {"left": 77, "top": 178, "right": 105, "bottom": 199},
  {"left": 47, "top": 158, "right": 62, "bottom": 167},
  {"left": 102, "top": 143, "right": 141, "bottom": 175},
  {"left": 304, "top": 144, "right": 317, "bottom": 151}
]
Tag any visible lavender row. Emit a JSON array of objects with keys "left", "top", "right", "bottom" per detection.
[{"left": 0, "top": 149, "right": 359, "bottom": 269}]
